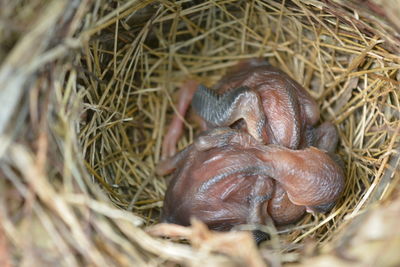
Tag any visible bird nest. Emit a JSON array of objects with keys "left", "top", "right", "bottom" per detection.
[{"left": 1, "top": 0, "right": 399, "bottom": 266}]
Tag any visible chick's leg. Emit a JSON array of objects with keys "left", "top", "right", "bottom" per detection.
[{"left": 162, "top": 80, "right": 199, "bottom": 159}]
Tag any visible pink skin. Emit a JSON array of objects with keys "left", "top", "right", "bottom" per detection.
[
  {"left": 162, "top": 80, "right": 205, "bottom": 160},
  {"left": 158, "top": 59, "right": 342, "bottom": 230},
  {"left": 211, "top": 58, "right": 319, "bottom": 148},
  {"left": 157, "top": 129, "right": 344, "bottom": 231},
  {"left": 267, "top": 183, "right": 306, "bottom": 225},
  {"left": 161, "top": 58, "right": 322, "bottom": 159}
]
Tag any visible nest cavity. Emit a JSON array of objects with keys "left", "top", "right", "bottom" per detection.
[{"left": 1, "top": 0, "right": 399, "bottom": 266}]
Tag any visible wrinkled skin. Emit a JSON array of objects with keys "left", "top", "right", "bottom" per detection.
[
  {"left": 162, "top": 58, "right": 325, "bottom": 159},
  {"left": 192, "top": 58, "right": 320, "bottom": 148},
  {"left": 157, "top": 128, "right": 345, "bottom": 231},
  {"left": 158, "top": 59, "right": 343, "bottom": 232}
]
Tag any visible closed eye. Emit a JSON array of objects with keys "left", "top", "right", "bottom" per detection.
[{"left": 309, "top": 202, "right": 335, "bottom": 213}]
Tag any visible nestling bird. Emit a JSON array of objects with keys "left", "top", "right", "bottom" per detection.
[
  {"left": 162, "top": 58, "right": 337, "bottom": 159},
  {"left": 157, "top": 128, "right": 345, "bottom": 231},
  {"left": 157, "top": 58, "right": 344, "bottom": 237}
]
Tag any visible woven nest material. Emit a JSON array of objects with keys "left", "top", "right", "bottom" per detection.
[{"left": 0, "top": 0, "right": 399, "bottom": 266}]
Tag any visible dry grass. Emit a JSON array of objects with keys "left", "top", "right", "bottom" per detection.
[{"left": 0, "top": 0, "right": 399, "bottom": 266}]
